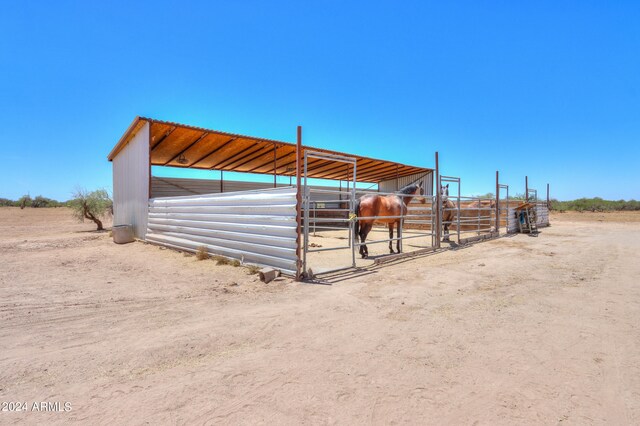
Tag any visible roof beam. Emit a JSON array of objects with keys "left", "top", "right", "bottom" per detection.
[
  {"left": 247, "top": 149, "right": 295, "bottom": 173},
  {"left": 354, "top": 164, "right": 401, "bottom": 182},
  {"left": 313, "top": 161, "right": 394, "bottom": 181},
  {"left": 305, "top": 162, "right": 355, "bottom": 180},
  {"left": 209, "top": 142, "right": 262, "bottom": 170},
  {"left": 150, "top": 126, "right": 177, "bottom": 151},
  {"left": 189, "top": 137, "right": 237, "bottom": 167},
  {"left": 162, "top": 132, "right": 209, "bottom": 166},
  {"left": 367, "top": 168, "right": 425, "bottom": 183},
  {"left": 226, "top": 145, "right": 277, "bottom": 171}
]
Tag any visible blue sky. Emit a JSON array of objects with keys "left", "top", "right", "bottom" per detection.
[{"left": 1, "top": 1, "right": 638, "bottom": 201}]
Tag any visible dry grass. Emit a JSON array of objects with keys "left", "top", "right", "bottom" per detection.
[
  {"left": 245, "top": 265, "right": 261, "bottom": 275},
  {"left": 211, "top": 255, "right": 232, "bottom": 265},
  {"left": 195, "top": 245, "right": 210, "bottom": 261}
]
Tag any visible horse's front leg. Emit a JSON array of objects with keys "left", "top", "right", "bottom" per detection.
[
  {"left": 388, "top": 223, "right": 395, "bottom": 254},
  {"left": 397, "top": 220, "right": 402, "bottom": 253},
  {"left": 443, "top": 223, "right": 450, "bottom": 241}
]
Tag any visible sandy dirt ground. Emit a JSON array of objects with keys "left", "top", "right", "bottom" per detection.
[{"left": 1, "top": 207, "right": 640, "bottom": 424}]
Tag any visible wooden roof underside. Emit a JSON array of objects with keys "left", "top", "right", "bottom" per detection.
[{"left": 108, "top": 117, "right": 432, "bottom": 183}]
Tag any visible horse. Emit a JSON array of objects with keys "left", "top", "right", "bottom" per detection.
[
  {"left": 440, "top": 184, "right": 497, "bottom": 241},
  {"left": 440, "top": 184, "right": 456, "bottom": 241},
  {"left": 354, "top": 182, "right": 423, "bottom": 258}
]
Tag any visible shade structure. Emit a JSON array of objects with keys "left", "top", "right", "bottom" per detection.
[{"left": 107, "top": 117, "right": 432, "bottom": 183}]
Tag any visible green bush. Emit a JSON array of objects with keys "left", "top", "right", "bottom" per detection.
[{"left": 31, "top": 195, "right": 63, "bottom": 208}]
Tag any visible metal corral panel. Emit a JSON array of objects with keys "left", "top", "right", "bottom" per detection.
[
  {"left": 145, "top": 187, "right": 298, "bottom": 275},
  {"left": 112, "top": 121, "right": 149, "bottom": 239},
  {"left": 379, "top": 171, "right": 433, "bottom": 195}
]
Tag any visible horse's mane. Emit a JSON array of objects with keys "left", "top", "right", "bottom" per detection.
[{"left": 398, "top": 183, "right": 419, "bottom": 194}]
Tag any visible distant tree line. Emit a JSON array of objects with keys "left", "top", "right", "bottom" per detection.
[
  {"left": 2, "top": 193, "right": 638, "bottom": 214},
  {"left": 470, "top": 193, "right": 639, "bottom": 212},
  {"left": 1, "top": 189, "right": 113, "bottom": 230},
  {"left": 550, "top": 198, "right": 640, "bottom": 212},
  {"left": 0, "top": 195, "right": 66, "bottom": 208}
]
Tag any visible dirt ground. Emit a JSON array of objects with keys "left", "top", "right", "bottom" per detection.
[{"left": 1, "top": 207, "right": 640, "bottom": 424}]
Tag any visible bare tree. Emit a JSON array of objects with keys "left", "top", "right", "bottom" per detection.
[
  {"left": 18, "top": 194, "right": 32, "bottom": 209},
  {"left": 70, "top": 188, "right": 112, "bottom": 231}
]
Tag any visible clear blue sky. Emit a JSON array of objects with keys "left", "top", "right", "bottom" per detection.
[{"left": 1, "top": 1, "right": 638, "bottom": 201}]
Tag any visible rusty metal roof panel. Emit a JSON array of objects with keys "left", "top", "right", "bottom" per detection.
[{"left": 108, "top": 117, "right": 433, "bottom": 183}]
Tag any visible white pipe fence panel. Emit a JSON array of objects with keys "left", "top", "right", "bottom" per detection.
[{"left": 145, "top": 187, "right": 298, "bottom": 275}]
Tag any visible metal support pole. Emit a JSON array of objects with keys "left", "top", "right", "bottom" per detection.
[
  {"left": 495, "top": 170, "right": 500, "bottom": 234},
  {"left": 457, "top": 181, "right": 461, "bottom": 244},
  {"left": 303, "top": 152, "right": 310, "bottom": 275},
  {"left": 477, "top": 196, "right": 480, "bottom": 235},
  {"left": 547, "top": 183, "right": 550, "bottom": 207},
  {"left": 220, "top": 170, "right": 224, "bottom": 193},
  {"left": 525, "top": 176, "right": 529, "bottom": 202},
  {"left": 434, "top": 152, "right": 441, "bottom": 248},
  {"left": 395, "top": 164, "right": 399, "bottom": 191},
  {"left": 273, "top": 142, "right": 277, "bottom": 188},
  {"left": 295, "top": 126, "right": 303, "bottom": 280},
  {"left": 351, "top": 161, "right": 357, "bottom": 268}
]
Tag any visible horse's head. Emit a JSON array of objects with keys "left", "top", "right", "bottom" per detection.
[
  {"left": 441, "top": 184, "right": 449, "bottom": 201},
  {"left": 399, "top": 181, "right": 424, "bottom": 203}
]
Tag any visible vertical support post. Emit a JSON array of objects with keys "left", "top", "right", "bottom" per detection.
[
  {"left": 351, "top": 160, "right": 357, "bottom": 268},
  {"left": 477, "top": 195, "right": 480, "bottom": 235},
  {"left": 434, "top": 152, "right": 441, "bottom": 248},
  {"left": 220, "top": 170, "right": 224, "bottom": 193},
  {"left": 148, "top": 122, "right": 152, "bottom": 200},
  {"left": 295, "top": 126, "right": 303, "bottom": 280},
  {"left": 273, "top": 143, "right": 277, "bottom": 188},
  {"left": 457, "top": 180, "right": 461, "bottom": 244},
  {"left": 546, "top": 183, "right": 550, "bottom": 207},
  {"left": 303, "top": 151, "right": 310, "bottom": 276},
  {"left": 525, "top": 176, "right": 529, "bottom": 202},
  {"left": 495, "top": 170, "right": 500, "bottom": 234},
  {"left": 395, "top": 164, "right": 399, "bottom": 191}
]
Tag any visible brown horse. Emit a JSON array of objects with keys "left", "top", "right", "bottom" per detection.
[
  {"left": 354, "top": 182, "right": 423, "bottom": 258},
  {"left": 440, "top": 184, "right": 456, "bottom": 241},
  {"left": 441, "top": 184, "right": 496, "bottom": 241}
]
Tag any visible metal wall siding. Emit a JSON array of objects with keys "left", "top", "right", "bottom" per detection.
[
  {"left": 145, "top": 187, "right": 298, "bottom": 275},
  {"left": 112, "top": 122, "right": 149, "bottom": 239},
  {"left": 151, "top": 177, "right": 351, "bottom": 203},
  {"left": 506, "top": 204, "right": 550, "bottom": 233},
  {"left": 379, "top": 172, "right": 433, "bottom": 195},
  {"left": 535, "top": 204, "right": 550, "bottom": 226},
  {"left": 507, "top": 207, "right": 519, "bottom": 233}
]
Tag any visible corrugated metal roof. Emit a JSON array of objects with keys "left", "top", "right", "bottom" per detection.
[{"left": 108, "top": 117, "right": 432, "bottom": 183}]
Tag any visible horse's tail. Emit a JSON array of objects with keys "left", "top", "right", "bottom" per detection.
[{"left": 353, "top": 198, "right": 361, "bottom": 239}]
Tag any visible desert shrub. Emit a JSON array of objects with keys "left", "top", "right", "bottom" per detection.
[
  {"left": 0, "top": 198, "right": 14, "bottom": 207},
  {"left": 69, "top": 188, "right": 112, "bottom": 230},
  {"left": 31, "top": 195, "right": 62, "bottom": 208},
  {"left": 245, "top": 265, "right": 261, "bottom": 275},
  {"left": 196, "top": 245, "right": 210, "bottom": 260},
  {"left": 550, "top": 198, "right": 640, "bottom": 212}
]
